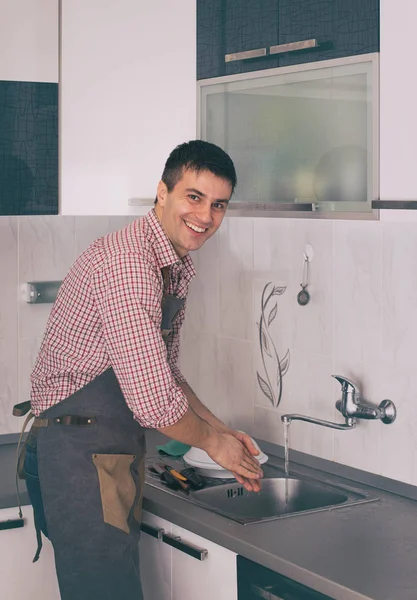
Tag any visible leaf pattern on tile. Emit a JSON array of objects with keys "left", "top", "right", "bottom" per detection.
[
  {"left": 257, "top": 282, "right": 290, "bottom": 407},
  {"left": 257, "top": 372, "right": 274, "bottom": 404},
  {"left": 267, "top": 302, "right": 277, "bottom": 327}
]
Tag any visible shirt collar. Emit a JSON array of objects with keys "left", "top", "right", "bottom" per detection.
[{"left": 145, "top": 209, "right": 196, "bottom": 282}]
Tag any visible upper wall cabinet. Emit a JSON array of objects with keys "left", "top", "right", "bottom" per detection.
[
  {"left": 379, "top": 0, "right": 417, "bottom": 205},
  {"left": 199, "top": 53, "right": 378, "bottom": 217},
  {"left": 197, "top": 0, "right": 379, "bottom": 80},
  {"left": 277, "top": 0, "right": 379, "bottom": 68},
  {"left": 60, "top": 0, "right": 197, "bottom": 216},
  {"left": 0, "top": 0, "right": 59, "bottom": 216}
]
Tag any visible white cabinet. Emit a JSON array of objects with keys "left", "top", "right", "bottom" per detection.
[
  {"left": 140, "top": 511, "right": 172, "bottom": 600},
  {"left": 380, "top": 0, "right": 417, "bottom": 201},
  {"left": 0, "top": 0, "right": 58, "bottom": 83},
  {"left": 60, "top": 0, "right": 197, "bottom": 216},
  {"left": 139, "top": 510, "right": 238, "bottom": 600},
  {"left": 0, "top": 505, "right": 60, "bottom": 600},
  {"left": 171, "top": 524, "right": 237, "bottom": 600}
]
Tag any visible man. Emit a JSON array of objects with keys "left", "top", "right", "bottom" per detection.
[{"left": 24, "top": 140, "right": 263, "bottom": 600}]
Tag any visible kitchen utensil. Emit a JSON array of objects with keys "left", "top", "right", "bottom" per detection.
[{"left": 179, "top": 467, "right": 207, "bottom": 490}]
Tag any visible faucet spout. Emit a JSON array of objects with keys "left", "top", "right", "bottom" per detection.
[{"left": 281, "top": 413, "right": 355, "bottom": 431}]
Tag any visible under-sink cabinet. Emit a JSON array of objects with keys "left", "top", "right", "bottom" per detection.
[
  {"left": 140, "top": 510, "right": 238, "bottom": 600},
  {"left": 0, "top": 505, "right": 60, "bottom": 599}
]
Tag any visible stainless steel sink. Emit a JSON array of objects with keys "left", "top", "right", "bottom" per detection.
[
  {"left": 188, "top": 476, "right": 377, "bottom": 524},
  {"left": 145, "top": 456, "right": 379, "bottom": 525}
]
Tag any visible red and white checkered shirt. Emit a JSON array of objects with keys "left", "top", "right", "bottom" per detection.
[{"left": 30, "top": 209, "right": 195, "bottom": 428}]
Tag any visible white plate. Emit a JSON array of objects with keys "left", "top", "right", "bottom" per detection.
[{"left": 183, "top": 436, "right": 268, "bottom": 479}]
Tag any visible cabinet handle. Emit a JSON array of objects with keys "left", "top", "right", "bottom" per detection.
[
  {"left": 269, "top": 39, "right": 318, "bottom": 55},
  {"left": 0, "top": 518, "right": 24, "bottom": 531},
  {"left": 228, "top": 202, "right": 314, "bottom": 213},
  {"left": 161, "top": 532, "right": 208, "bottom": 561},
  {"left": 225, "top": 48, "right": 266, "bottom": 63},
  {"left": 140, "top": 522, "right": 164, "bottom": 539},
  {"left": 251, "top": 584, "right": 285, "bottom": 600}
]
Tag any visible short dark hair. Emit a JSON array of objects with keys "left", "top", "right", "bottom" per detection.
[{"left": 161, "top": 140, "right": 237, "bottom": 194}]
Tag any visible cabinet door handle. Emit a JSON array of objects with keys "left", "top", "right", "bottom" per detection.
[
  {"left": 225, "top": 48, "right": 266, "bottom": 63},
  {"left": 0, "top": 518, "right": 24, "bottom": 531},
  {"left": 161, "top": 532, "right": 208, "bottom": 561},
  {"left": 251, "top": 584, "right": 285, "bottom": 600},
  {"left": 140, "top": 522, "right": 164, "bottom": 539},
  {"left": 269, "top": 39, "right": 319, "bottom": 55}
]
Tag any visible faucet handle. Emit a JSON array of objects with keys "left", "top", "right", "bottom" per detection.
[{"left": 331, "top": 375, "right": 357, "bottom": 393}]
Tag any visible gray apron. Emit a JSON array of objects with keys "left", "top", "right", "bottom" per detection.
[{"left": 22, "top": 279, "right": 184, "bottom": 600}]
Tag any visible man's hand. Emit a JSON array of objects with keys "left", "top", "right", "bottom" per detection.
[
  {"left": 204, "top": 432, "right": 263, "bottom": 492},
  {"left": 226, "top": 429, "right": 263, "bottom": 492}
]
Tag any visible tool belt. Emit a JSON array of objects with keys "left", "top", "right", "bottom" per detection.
[{"left": 13, "top": 400, "right": 96, "bottom": 480}]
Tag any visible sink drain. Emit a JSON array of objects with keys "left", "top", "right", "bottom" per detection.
[{"left": 227, "top": 487, "right": 244, "bottom": 498}]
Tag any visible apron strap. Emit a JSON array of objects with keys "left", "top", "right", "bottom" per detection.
[
  {"left": 32, "top": 519, "right": 43, "bottom": 563},
  {"left": 15, "top": 411, "right": 35, "bottom": 518}
]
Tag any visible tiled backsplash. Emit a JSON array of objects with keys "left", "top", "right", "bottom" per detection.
[
  {"left": 1, "top": 213, "right": 416, "bottom": 487},
  {"left": 180, "top": 217, "right": 417, "bottom": 486},
  {"left": 0, "top": 215, "right": 135, "bottom": 434}
]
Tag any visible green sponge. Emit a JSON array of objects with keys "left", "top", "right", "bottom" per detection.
[{"left": 156, "top": 440, "right": 191, "bottom": 457}]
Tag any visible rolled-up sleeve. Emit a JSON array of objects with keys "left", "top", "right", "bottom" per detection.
[{"left": 93, "top": 252, "right": 188, "bottom": 428}]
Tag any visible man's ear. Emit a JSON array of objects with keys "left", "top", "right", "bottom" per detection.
[{"left": 156, "top": 180, "right": 167, "bottom": 207}]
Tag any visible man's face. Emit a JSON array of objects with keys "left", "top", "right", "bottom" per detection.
[{"left": 155, "top": 168, "right": 232, "bottom": 257}]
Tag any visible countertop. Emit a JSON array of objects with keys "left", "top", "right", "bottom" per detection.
[{"left": 2, "top": 433, "right": 417, "bottom": 600}]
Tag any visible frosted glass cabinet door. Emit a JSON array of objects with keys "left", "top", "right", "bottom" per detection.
[{"left": 199, "top": 53, "right": 378, "bottom": 215}]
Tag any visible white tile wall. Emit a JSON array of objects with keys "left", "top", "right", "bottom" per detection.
[
  {"left": 182, "top": 216, "right": 417, "bottom": 486},
  {"left": 3, "top": 212, "right": 417, "bottom": 487},
  {"left": 0, "top": 215, "right": 134, "bottom": 434}
]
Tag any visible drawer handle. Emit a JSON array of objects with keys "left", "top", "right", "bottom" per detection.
[
  {"left": 140, "top": 522, "right": 164, "bottom": 539},
  {"left": 269, "top": 39, "right": 319, "bottom": 55},
  {"left": 225, "top": 48, "right": 266, "bottom": 63},
  {"left": 161, "top": 532, "right": 208, "bottom": 561},
  {"left": 0, "top": 518, "right": 24, "bottom": 531}
]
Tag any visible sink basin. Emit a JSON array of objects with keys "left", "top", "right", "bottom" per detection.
[{"left": 189, "top": 476, "right": 376, "bottom": 524}]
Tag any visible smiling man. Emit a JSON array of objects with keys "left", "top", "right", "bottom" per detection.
[{"left": 23, "top": 140, "right": 263, "bottom": 600}]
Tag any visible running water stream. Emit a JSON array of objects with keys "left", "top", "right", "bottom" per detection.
[
  {"left": 283, "top": 421, "right": 291, "bottom": 510},
  {"left": 284, "top": 420, "right": 290, "bottom": 476}
]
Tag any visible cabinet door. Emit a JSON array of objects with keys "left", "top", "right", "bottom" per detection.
[
  {"left": 61, "top": 0, "right": 196, "bottom": 215},
  {"left": 139, "top": 510, "right": 172, "bottom": 600},
  {"left": 171, "top": 524, "right": 237, "bottom": 600},
  {"left": 379, "top": 0, "right": 417, "bottom": 202},
  {"left": 197, "top": 0, "right": 279, "bottom": 80},
  {"left": 200, "top": 54, "right": 378, "bottom": 213},
  {"left": 0, "top": 506, "right": 60, "bottom": 600},
  {"left": 278, "top": 0, "right": 379, "bottom": 67},
  {"left": 0, "top": 0, "right": 58, "bottom": 216}
]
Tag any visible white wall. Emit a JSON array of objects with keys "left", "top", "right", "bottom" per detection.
[
  {"left": 0, "top": 214, "right": 137, "bottom": 434},
  {"left": 180, "top": 216, "right": 417, "bottom": 486},
  {"left": 380, "top": 0, "right": 417, "bottom": 201},
  {"left": 0, "top": 0, "right": 58, "bottom": 82},
  {"left": 60, "top": 0, "right": 197, "bottom": 215}
]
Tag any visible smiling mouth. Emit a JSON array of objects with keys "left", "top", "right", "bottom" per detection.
[{"left": 184, "top": 220, "right": 207, "bottom": 234}]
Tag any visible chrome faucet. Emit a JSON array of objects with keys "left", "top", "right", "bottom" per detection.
[
  {"left": 332, "top": 375, "right": 396, "bottom": 424},
  {"left": 281, "top": 374, "right": 397, "bottom": 430}
]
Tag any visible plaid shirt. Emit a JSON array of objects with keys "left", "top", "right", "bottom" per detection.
[{"left": 30, "top": 209, "right": 195, "bottom": 428}]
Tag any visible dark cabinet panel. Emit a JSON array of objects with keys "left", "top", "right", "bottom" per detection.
[
  {"left": 197, "top": 0, "right": 279, "bottom": 80},
  {"left": 197, "top": 0, "right": 225, "bottom": 80},
  {"left": 0, "top": 81, "right": 58, "bottom": 215},
  {"left": 197, "top": 1, "right": 379, "bottom": 80},
  {"left": 223, "top": 0, "right": 279, "bottom": 76},
  {"left": 277, "top": 0, "right": 379, "bottom": 67}
]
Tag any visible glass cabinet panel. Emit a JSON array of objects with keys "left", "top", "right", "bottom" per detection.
[{"left": 198, "top": 53, "right": 378, "bottom": 215}]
